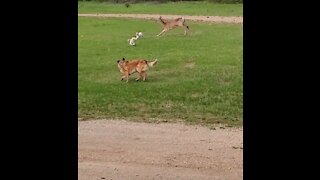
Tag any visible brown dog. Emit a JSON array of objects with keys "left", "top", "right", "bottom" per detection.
[{"left": 117, "top": 58, "right": 158, "bottom": 82}]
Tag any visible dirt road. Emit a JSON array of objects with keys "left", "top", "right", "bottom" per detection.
[
  {"left": 78, "top": 120, "right": 243, "bottom": 180},
  {"left": 78, "top": 13, "right": 243, "bottom": 24}
]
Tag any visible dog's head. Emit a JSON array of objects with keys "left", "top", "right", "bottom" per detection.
[
  {"left": 137, "top": 32, "right": 143, "bottom": 38},
  {"left": 117, "top": 58, "right": 127, "bottom": 72},
  {"left": 117, "top": 57, "right": 126, "bottom": 64},
  {"left": 135, "top": 32, "right": 143, "bottom": 39},
  {"left": 117, "top": 58, "right": 129, "bottom": 66}
]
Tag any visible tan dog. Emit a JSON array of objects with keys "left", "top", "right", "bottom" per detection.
[{"left": 117, "top": 58, "right": 158, "bottom": 82}]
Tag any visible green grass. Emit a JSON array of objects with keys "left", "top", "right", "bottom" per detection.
[
  {"left": 78, "top": 17, "right": 242, "bottom": 126},
  {"left": 78, "top": 1, "right": 243, "bottom": 16}
]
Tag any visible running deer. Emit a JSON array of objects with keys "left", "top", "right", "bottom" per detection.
[{"left": 156, "top": 16, "right": 189, "bottom": 36}]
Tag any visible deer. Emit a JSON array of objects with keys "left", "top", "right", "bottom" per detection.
[{"left": 156, "top": 16, "right": 189, "bottom": 36}]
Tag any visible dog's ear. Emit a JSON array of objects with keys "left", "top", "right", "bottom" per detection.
[{"left": 122, "top": 57, "right": 125, "bottom": 60}]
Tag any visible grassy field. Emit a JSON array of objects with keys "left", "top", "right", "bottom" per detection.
[
  {"left": 78, "top": 1, "right": 243, "bottom": 16},
  {"left": 78, "top": 16, "right": 243, "bottom": 126}
]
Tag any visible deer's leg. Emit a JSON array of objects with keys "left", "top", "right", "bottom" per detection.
[
  {"left": 183, "top": 25, "right": 189, "bottom": 35},
  {"left": 156, "top": 29, "right": 167, "bottom": 36}
]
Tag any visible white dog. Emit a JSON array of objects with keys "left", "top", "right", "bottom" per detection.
[{"left": 127, "top": 32, "right": 143, "bottom": 46}]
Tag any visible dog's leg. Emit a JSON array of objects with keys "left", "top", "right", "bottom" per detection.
[
  {"left": 156, "top": 29, "right": 166, "bottom": 36},
  {"left": 141, "top": 71, "right": 147, "bottom": 81},
  {"left": 136, "top": 70, "right": 143, "bottom": 81},
  {"left": 120, "top": 73, "right": 126, "bottom": 81},
  {"left": 124, "top": 72, "right": 129, "bottom": 83},
  {"left": 136, "top": 73, "right": 141, "bottom": 81},
  {"left": 121, "top": 75, "right": 125, "bottom": 81}
]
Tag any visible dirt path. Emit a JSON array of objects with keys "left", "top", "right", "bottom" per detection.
[
  {"left": 78, "top": 120, "right": 243, "bottom": 180},
  {"left": 78, "top": 13, "right": 243, "bottom": 24}
]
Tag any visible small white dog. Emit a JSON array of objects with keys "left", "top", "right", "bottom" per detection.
[{"left": 127, "top": 32, "right": 143, "bottom": 46}]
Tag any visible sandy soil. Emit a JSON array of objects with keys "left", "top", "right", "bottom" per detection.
[
  {"left": 78, "top": 120, "right": 243, "bottom": 180},
  {"left": 78, "top": 13, "right": 243, "bottom": 24}
]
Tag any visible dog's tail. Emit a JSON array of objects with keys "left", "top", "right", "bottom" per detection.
[{"left": 147, "top": 58, "right": 158, "bottom": 67}]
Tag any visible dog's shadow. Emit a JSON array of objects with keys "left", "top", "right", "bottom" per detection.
[
  {"left": 124, "top": 70, "right": 183, "bottom": 84},
  {"left": 120, "top": 76, "right": 160, "bottom": 83}
]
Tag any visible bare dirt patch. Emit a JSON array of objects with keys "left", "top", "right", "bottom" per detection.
[
  {"left": 78, "top": 120, "right": 243, "bottom": 180},
  {"left": 78, "top": 13, "right": 243, "bottom": 24}
]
